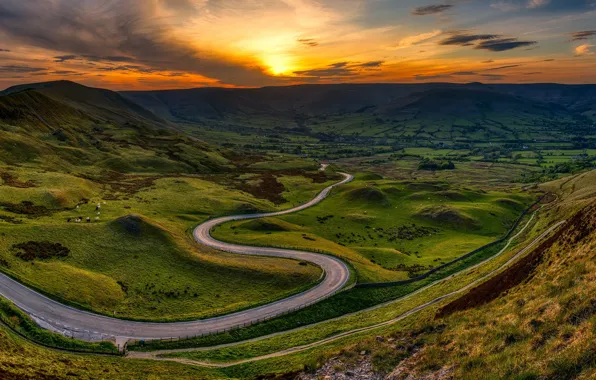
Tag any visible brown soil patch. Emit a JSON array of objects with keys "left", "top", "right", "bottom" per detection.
[
  {"left": 0, "top": 172, "right": 36, "bottom": 188},
  {"left": 0, "top": 215, "right": 22, "bottom": 224},
  {"left": 237, "top": 172, "right": 286, "bottom": 204},
  {"left": 81, "top": 171, "right": 158, "bottom": 199},
  {"left": 0, "top": 201, "right": 51, "bottom": 216},
  {"left": 436, "top": 203, "right": 596, "bottom": 319},
  {"left": 11, "top": 241, "right": 70, "bottom": 261}
]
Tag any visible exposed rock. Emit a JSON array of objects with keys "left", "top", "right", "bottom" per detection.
[{"left": 297, "top": 356, "right": 382, "bottom": 380}]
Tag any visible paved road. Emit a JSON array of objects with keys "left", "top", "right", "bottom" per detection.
[
  {"left": 0, "top": 172, "right": 353, "bottom": 343},
  {"left": 129, "top": 213, "right": 565, "bottom": 367}
]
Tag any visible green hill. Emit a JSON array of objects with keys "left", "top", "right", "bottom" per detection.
[{"left": 0, "top": 81, "right": 233, "bottom": 174}]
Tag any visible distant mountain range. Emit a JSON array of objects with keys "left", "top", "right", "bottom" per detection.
[
  {"left": 1, "top": 80, "right": 595, "bottom": 168},
  {"left": 122, "top": 82, "right": 596, "bottom": 122}
]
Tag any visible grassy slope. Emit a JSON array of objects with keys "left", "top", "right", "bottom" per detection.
[
  {"left": 0, "top": 164, "right": 335, "bottom": 321},
  {"left": 213, "top": 175, "right": 535, "bottom": 283},
  {"left": 0, "top": 324, "right": 225, "bottom": 379},
  {"left": 161, "top": 171, "right": 595, "bottom": 380},
  {"left": 0, "top": 81, "right": 341, "bottom": 320},
  {"left": 0, "top": 85, "right": 231, "bottom": 174}
]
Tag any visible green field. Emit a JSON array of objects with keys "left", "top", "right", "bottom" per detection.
[
  {"left": 0, "top": 163, "right": 336, "bottom": 321},
  {"left": 213, "top": 175, "right": 535, "bottom": 283}
]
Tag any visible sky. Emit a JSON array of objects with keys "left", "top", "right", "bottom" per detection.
[{"left": 0, "top": 0, "right": 595, "bottom": 90}]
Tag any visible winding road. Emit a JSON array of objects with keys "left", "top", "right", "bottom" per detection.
[
  {"left": 0, "top": 171, "right": 353, "bottom": 344},
  {"left": 129, "top": 210, "right": 565, "bottom": 367}
]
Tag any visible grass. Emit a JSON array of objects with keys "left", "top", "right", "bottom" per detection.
[
  {"left": 0, "top": 297, "right": 118, "bottom": 354},
  {"left": 129, "top": 209, "right": 535, "bottom": 352},
  {"left": 0, "top": 323, "right": 225, "bottom": 379},
  {"left": 151, "top": 210, "right": 542, "bottom": 368},
  {"left": 164, "top": 171, "right": 596, "bottom": 379},
  {"left": 212, "top": 175, "right": 536, "bottom": 283},
  {"left": 0, "top": 164, "right": 336, "bottom": 321}
]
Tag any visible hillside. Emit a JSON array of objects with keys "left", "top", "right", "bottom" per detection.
[
  {"left": 0, "top": 81, "right": 233, "bottom": 174},
  {"left": 124, "top": 83, "right": 588, "bottom": 122},
  {"left": 2, "top": 80, "right": 166, "bottom": 126},
  {"left": 292, "top": 170, "right": 596, "bottom": 379},
  {"left": 122, "top": 83, "right": 595, "bottom": 156}
]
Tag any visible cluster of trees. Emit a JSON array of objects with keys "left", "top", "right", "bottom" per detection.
[
  {"left": 418, "top": 158, "right": 456, "bottom": 171},
  {"left": 522, "top": 155, "right": 596, "bottom": 183}
]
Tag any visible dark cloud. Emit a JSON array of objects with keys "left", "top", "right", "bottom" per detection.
[
  {"left": 0, "top": 48, "right": 10, "bottom": 52},
  {"left": 294, "top": 61, "right": 384, "bottom": 79},
  {"left": 0, "top": 0, "right": 277, "bottom": 86},
  {"left": 51, "top": 70, "right": 82, "bottom": 75},
  {"left": 81, "top": 55, "right": 133, "bottom": 62},
  {"left": 485, "top": 64, "right": 521, "bottom": 70},
  {"left": 97, "top": 65, "right": 158, "bottom": 73},
  {"left": 452, "top": 71, "right": 478, "bottom": 75},
  {"left": 412, "top": 4, "right": 453, "bottom": 16},
  {"left": 0, "top": 65, "right": 46, "bottom": 73},
  {"left": 439, "top": 33, "right": 501, "bottom": 47},
  {"left": 480, "top": 73, "right": 505, "bottom": 80},
  {"left": 544, "top": 58, "right": 555, "bottom": 61},
  {"left": 329, "top": 62, "right": 350, "bottom": 68},
  {"left": 440, "top": 32, "right": 537, "bottom": 51},
  {"left": 475, "top": 38, "right": 537, "bottom": 51},
  {"left": 482, "top": 59, "right": 494, "bottom": 63},
  {"left": 54, "top": 55, "right": 77, "bottom": 63},
  {"left": 297, "top": 38, "right": 319, "bottom": 47},
  {"left": 568, "top": 30, "right": 596, "bottom": 41},
  {"left": 355, "top": 61, "right": 384, "bottom": 68}
]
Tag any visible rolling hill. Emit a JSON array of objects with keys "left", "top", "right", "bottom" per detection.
[{"left": 0, "top": 81, "right": 234, "bottom": 173}]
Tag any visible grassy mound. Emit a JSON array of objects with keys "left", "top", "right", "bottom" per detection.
[
  {"left": 356, "top": 172, "right": 384, "bottom": 181},
  {"left": 110, "top": 214, "right": 159, "bottom": 237},
  {"left": 345, "top": 213, "right": 376, "bottom": 223},
  {"left": 232, "top": 203, "right": 264, "bottom": 214},
  {"left": 435, "top": 190, "right": 470, "bottom": 201},
  {"left": 494, "top": 198, "right": 523, "bottom": 210},
  {"left": 415, "top": 205, "right": 481, "bottom": 229},
  {"left": 345, "top": 186, "right": 390, "bottom": 207},
  {"left": 237, "top": 218, "right": 300, "bottom": 232},
  {"left": 405, "top": 182, "right": 446, "bottom": 192}
]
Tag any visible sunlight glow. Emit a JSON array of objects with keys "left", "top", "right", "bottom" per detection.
[{"left": 264, "top": 54, "right": 294, "bottom": 75}]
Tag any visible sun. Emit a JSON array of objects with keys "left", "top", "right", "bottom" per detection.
[{"left": 264, "top": 54, "right": 293, "bottom": 75}]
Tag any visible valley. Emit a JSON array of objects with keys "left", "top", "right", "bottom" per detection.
[{"left": 0, "top": 80, "right": 595, "bottom": 379}]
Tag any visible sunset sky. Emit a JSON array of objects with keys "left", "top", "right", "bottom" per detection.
[{"left": 0, "top": 0, "right": 595, "bottom": 90}]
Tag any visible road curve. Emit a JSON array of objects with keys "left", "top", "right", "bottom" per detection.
[
  {"left": 0, "top": 172, "right": 353, "bottom": 342},
  {"left": 130, "top": 215, "right": 565, "bottom": 367}
]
